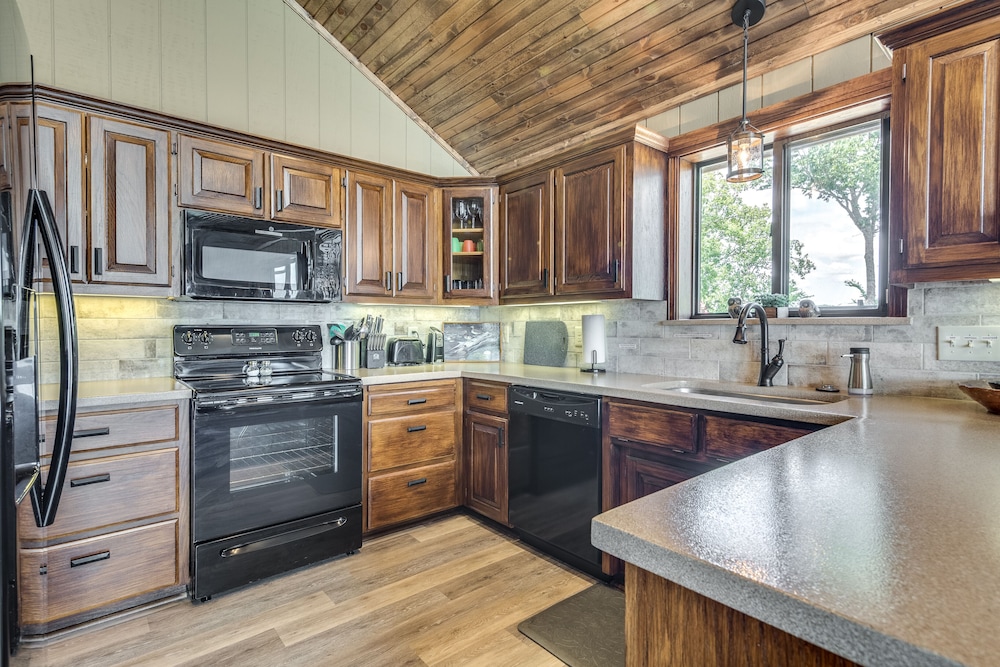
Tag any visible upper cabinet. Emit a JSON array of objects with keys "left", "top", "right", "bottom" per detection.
[
  {"left": 344, "top": 172, "right": 436, "bottom": 301},
  {"left": 498, "top": 129, "right": 667, "bottom": 303},
  {"left": 88, "top": 116, "right": 171, "bottom": 287},
  {"left": 881, "top": 4, "right": 1000, "bottom": 283},
  {"left": 177, "top": 134, "right": 342, "bottom": 228},
  {"left": 442, "top": 186, "right": 497, "bottom": 303}
]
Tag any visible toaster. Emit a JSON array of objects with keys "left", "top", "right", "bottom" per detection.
[{"left": 388, "top": 337, "right": 424, "bottom": 365}]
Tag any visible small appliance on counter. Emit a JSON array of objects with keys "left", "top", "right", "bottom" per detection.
[
  {"left": 425, "top": 327, "right": 444, "bottom": 363},
  {"left": 388, "top": 337, "right": 424, "bottom": 365}
]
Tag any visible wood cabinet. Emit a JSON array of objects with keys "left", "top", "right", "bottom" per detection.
[
  {"left": 442, "top": 186, "right": 498, "bottom": 303},
  {"left": 0, "top": 103, "right": 11, "bottom": 191},
  {"left": 10, "top": 103, "right": 85, "bottom": 283},
  {"left": 498, "top": 129, "right": 667, "bottom": 303},
  {"left": 345, "top": 172, "right": 436, "bottom": 301},
  {"left": 604, "top": 398, "right": 821, "bottom": 577},
  {"left": 88, "top": 116, "right": 171, "bottom": 286},
  {"left": 177, "top": 134, "right": 341, "bottom": 228},
  {"left": 364, "top": 380, "right": 460, "bottom": 532},
  {"left": 881, "top": 5, "right": 1000, "bottom": 282},
  {"left": 463, "top": 380, "right": 509, "bottom": 525},
  {"left": 17, "top": 399, "right": 189, "bottom": 636}
]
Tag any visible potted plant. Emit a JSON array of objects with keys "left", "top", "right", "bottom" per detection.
[{"left": 755, "top": 293, "right": 789, "bottom": 318}]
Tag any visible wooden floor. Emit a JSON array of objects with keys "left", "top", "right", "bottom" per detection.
[{"left": 11, "top": 514, "right": 593, "bottom": 667}]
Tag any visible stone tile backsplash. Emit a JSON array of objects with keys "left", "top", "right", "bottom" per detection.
[{"left": 35, "top": 280, "right": 1000, "bottom": 400}]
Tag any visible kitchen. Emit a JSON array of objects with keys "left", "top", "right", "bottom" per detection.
[{"left": 2, "top": 0, "right": 1000, "bottom": 665}]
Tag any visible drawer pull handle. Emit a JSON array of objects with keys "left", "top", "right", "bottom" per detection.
[
  {"left": 70, "top": 551, "right": 111, "bottom": 568},
  {"left": 671, "top": 448, "right": 688, "bottom": 455},
  {"left": 476, "top": 394, "right": 492, "bottom": 401},
  {"left": 498, "top": 427, "right": 505, "bottom": 448},
  {"left": 220, "top": 517, "right": 348, "bottom": 558},
  {"left": 73, "top": 427, "right": 110, "bottom": 439},
  {"left": 407, "top": 398, "right": 427, "bottom": 405},
  {"left": 407, "top": 478, "right": 427, "bottom": 487},
  {"left": 407, "top": 425, "right": 426, "bottom": 433},
  {"left": 70, "top": 473, "right": 110, "bottom": 487}
]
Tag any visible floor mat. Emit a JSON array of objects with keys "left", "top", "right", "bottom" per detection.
[{"left": 518, "top": 584, "right": 625, "bottom": 667}]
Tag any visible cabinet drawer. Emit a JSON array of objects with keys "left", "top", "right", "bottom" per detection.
[
  {"left": 19, "top": 520, "right": 178, "bottom": 626},
  {"left": 369, "top": 412, "right": 456, "bottom": 472},
  {"left": 607, "top": 401, "right": 698, "bottom": 453},
  {"left": 464, "top": 380, "right": 508, "bottom": 414},
  {"left": 702, "top": 415, "right": 817, "bottom": 462},
  {"left": 367, "top": 462, "right": 457, "bottom": 530},
  {"left": 18, "top": 449, "right": 178, "bottom": 541},
  {"left": 368, "top": 381, "right": 456, "bottom": 417},
  {"left": 41, "top": 405, "right": 178, "bottom": 457}
]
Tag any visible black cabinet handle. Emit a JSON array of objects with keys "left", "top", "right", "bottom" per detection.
[
  {"left": 396, "top": 272, "right": 403, "bottom": 292},
  {"left": 407, "top": 478, "right": 427, "bottom": 487},
  {"left": 275, "top": 190, "right": 284, "bottom": 211},
  {"left": 498, "top": 427, "right": 505, "bottom": 448},
  {"left": 444, "top": 274, "right": 451, "bottom": 293},
  {"left": 384, "top": 271, "right": 391, "bottom": 291},
  {"left": 70, "top": 473, "right": 110, "bottom": 488},
  {"left": 407, "top": 398, "right": 427, "bottom": 405},
  {"left": 93, "top": 247, "right": 103, "bottom": 276},
  {"left": 73, "top": 427, "right": 110, "bottom": 439},
  {"left": 69, "top": 245, "right": 79, "bottom": 274},
  {"left": 476, "top": 394, "right": 492, "bottom": 401},
  {"left": 70, "top": 551, "right": 111, "bottom": 568},
  {"left": 613, "top": 259, "right": 620, "bottom": 284},
  {"left": 407, "top": 425, "right": 426, "bottom": 433},
  {"left": 542, "top": 268, "right": 548, "bottom": 288},
  {"left": 253, "top": 186, "right": 263, "bottom": 210}
]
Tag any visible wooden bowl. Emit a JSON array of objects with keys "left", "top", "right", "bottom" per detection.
[{"left": 958, "top": 383, "right": 1000, "bottom": 414}]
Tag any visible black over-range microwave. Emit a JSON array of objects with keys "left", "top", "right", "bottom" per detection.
[{"left": 183, "top": 210, "right": 342, "bottom": 302}]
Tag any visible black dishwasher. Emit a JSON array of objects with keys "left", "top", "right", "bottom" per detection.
[{"left": 508, "top": 386, "right": 604, "bottom": 579}]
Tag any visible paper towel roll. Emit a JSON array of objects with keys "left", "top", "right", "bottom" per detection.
[{"left": 582, "top": 314, "right": 606, "bottom": 365}]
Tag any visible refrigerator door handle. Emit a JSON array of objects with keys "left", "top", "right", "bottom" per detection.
[{"left": 20, "top": 189, "right": 79, "bottom": 528}]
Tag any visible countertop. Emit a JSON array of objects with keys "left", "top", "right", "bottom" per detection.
[{"left": 38, "top": 363, "right": 1000, "bottom": 666}]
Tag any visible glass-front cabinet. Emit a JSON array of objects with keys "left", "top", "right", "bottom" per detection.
[{"left": 442, "top": 187, "right": 496, "bottom": 303}]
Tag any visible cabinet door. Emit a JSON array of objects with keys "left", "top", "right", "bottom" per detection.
[
  {"left": 271, "top": 154, "right": 341, "bottom": 228},
  {"left": 465, "top": 412, "right": 508, "bottom": 525},
  {"left": 177, "top": 134, "right": 265, "bottom": 217},
  {"left": 621, "top": 447, "right": 711, "bottom": 505},
  {"left": 11, "top": 103, "right": 85, "bottom": 282},
  {"left": 499, "top": 171, "right": 552, "bottom": 299},
  {"left": 345, "top": 171, "right": 393, "bottom": 297},
  {"left": 442, "top": 187, "right": 496, "bottom": 302},
  {"left": 88, "top": 117, "right": 170, "bottom": 286},
  {"left": 393, "top": 179, "right": 436, "bottom": 300},
  {"left": 554, "top": 146, "right": 626, "bottom": 296},
  {"left": 897, "top": 20, "right": 1000, "bottom": 270}
]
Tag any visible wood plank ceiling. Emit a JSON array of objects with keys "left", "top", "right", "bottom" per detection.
[{"left": 293, "top": 0, "right": 958, "bottom": 176}]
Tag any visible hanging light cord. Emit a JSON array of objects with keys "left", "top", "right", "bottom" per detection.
[{"left": 740, "top": 9, "right": 751, "bottom": 130}]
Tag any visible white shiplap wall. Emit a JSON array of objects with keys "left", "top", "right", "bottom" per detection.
[{"left": 3, "top": 0, "right": 470, "bottom": 177}]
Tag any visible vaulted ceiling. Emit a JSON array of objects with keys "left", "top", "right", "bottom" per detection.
[{"left": 293, "top": 0, "right": 956, "bottom": 176}]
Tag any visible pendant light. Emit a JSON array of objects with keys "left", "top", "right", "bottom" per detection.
[{"left": 727, "top": 0, "right": 767, "bottom": 183}]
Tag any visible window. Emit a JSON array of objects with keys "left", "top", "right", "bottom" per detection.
[{"left": 694, "top": 116, "right": 889, "bottom": 316}]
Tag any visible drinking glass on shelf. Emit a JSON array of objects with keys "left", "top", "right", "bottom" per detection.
[
  {"left": 468, "top": 200, "right": 482, "bottom": 228},
  {"left": 455, "top": 200, "right": 470, "bottom": 229}
]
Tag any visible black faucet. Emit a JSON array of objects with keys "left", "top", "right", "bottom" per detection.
[{"left": 733, "top": 302, "right": 786, "bottom": 387}]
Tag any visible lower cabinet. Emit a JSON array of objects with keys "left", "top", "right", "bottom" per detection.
[
  {"left": 462, "top": 379, "right": 509, "bottom": 525},
  {"left": 364, "top": 380, "right": 461, "bottom": 532},
  {"left": 17, "top": 399, "right": 189, "bottom": 636}
]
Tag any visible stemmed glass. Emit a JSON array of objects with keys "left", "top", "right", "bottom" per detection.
[
  {"left": 468, "top": 200, "right": 482, "bottom": 228},
  {"left": 455, "top": 200, "right": 470, "bottom": 229}
]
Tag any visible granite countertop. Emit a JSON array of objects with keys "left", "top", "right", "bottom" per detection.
[{"left": 37, "top": 363, "right": 1000, "bottom": 666}]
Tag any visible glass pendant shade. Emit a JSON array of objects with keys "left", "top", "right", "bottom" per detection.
[{"left": 727, "top": 120, "right": 764, "bottom": 182}]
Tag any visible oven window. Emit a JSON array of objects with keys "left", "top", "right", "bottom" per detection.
[
  {"left": 201, "top": 244, "right": 300, "bottom": 290},
  {"left": 229, "top": 415, "right": 338, "bottom": 492}
]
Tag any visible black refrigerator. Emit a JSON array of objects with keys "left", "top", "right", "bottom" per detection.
[{"left": 0, "top": 181, "right": 80, "bottom": 664}]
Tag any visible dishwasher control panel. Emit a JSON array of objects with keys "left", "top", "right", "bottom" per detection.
[{"left": 508, "top": 386, "right": 600, "bottom": 428}]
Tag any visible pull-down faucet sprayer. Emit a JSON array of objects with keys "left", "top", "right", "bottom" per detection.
[{"left": 733, "top": 302, "right": 786, "bottom": 387}]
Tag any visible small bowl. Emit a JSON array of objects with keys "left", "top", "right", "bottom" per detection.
[{"left": 958, "top": 383, "right": 1000, "bottom": 414}]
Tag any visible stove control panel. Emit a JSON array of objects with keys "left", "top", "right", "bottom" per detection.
[{"left": 173, "top": 325, "right": 323, "bottom": 356}]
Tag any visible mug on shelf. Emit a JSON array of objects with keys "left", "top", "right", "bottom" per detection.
[
  {"left": 462, "top": 239, "right": 476, "bottom": 252},
  {"left": 452, "top": 237, "right": 462, "bottom": 252}
]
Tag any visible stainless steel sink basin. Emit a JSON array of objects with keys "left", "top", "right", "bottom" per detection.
[{"left": 641, "top": 381, "right": 848, "bottom": 406}]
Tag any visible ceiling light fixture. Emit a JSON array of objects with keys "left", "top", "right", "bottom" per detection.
[{"left": 727, "top": 0, "right": 767, "bottom": 183}]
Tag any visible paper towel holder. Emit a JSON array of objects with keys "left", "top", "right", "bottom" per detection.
[{"left": 581, "top": 314, "right": 607, "bottom": 374}]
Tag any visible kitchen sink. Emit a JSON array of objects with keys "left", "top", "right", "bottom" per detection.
[{"left": 640, "top": 381, "right": 849, "bottom": 406}]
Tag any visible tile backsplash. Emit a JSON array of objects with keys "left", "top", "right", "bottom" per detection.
[{"left": 34, "top": 280, "right": 1000, "bottom": 400}]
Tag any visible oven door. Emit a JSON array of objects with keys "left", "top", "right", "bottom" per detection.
[{"left": 191, "top": 387, "right": 362, "bottom": 544}]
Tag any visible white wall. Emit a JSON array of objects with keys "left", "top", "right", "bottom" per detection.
[{"left": 3, "top": 0, "right": 470, "bottom": 177}]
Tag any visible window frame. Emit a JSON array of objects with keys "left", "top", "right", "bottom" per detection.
[{"left": 664, "top": 70, "right": 899, "bottom": 320}]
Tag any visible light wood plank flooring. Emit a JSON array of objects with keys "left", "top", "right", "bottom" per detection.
[{"left": 11, "top": 514, "right": 594, "bottom": 666}]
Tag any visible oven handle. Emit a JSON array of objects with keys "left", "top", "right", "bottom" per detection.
[
  {"left": 196, "top": 389, "right": 362, "bottom": 412},
  {"left": 219, "top": 516, "right": 349, "bottom": 558}
]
